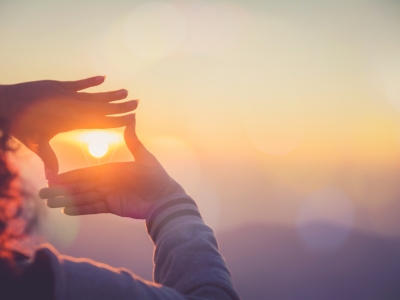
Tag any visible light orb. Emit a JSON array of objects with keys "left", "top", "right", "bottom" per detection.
[
  {"left": 80, "top": 130, "right": 121, "bottom": 160},
  {"left": 88, "top": 142, "right": 109, "bottom": 158}
]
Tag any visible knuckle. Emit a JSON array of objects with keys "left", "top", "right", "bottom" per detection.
[{"left": 67, "top": 82, "right": 78, "bottom": 90}]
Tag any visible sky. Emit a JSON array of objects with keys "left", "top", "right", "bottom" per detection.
[{"left": 1, "top": 0, "right": 400, "bottom": 258}]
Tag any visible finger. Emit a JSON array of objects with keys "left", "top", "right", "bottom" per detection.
[
  {"left": 75, "top": 114, "right": 136, "bottom": 129},
  {"left": 124, "top": 117, "right": 158, "bottom": 163},
  {"left": 50, "top": 165, "right": 104, "bottom": 184},
  {"left": 75, "top": 100, "right": 138, "bottom": 115},
  {"left": 58, "top": 76, "right": 105, "bottom": 92},
  {"left": 37, "top": 139, "right": 59, "bottom": 179},
  {"left": 63, "top": 202, "right": 109, "bottom": 216},
  {"left": 47, "top": 191, "right": 103, "bottom": 208},
  {"left": 76, "top": 89, "right": 128, "bottom": 102},
  {"left": 39, "top": 181, "right": 96, "bottom": 199}
]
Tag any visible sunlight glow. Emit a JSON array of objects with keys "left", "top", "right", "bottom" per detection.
[
  {"left": 80, "top": 131, "right": 121, "bottom": 158},
  {"left": 88, "top": 142, "right": 109, "bottom": 158}
]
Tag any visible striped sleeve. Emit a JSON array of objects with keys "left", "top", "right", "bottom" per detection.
[
  {"left": 146, "top": 195, "right": 202, "bottom": 242},
  {"left": 145, "top": 193, "right": 240, "bottom": 300}
]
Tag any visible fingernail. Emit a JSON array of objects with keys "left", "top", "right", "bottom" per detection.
[
  {"left": 45, "top": 169, "right": 54, "bottom": 180},
  {"left": 95, "top": 76, "right": 105, "bottom": 83},
  {"left": 126, "top": 100, "right": 137, "bottom": 108},
  {"left": 116, "top": 89, "right": 128, "bottom": 98}
]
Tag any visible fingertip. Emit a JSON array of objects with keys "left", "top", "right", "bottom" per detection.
[
  {"left": 63, "top": 207, "right": 78, "bottom": 216},
  {"left": 124, "top": 117, "right": 137, "bottom": 137},
  {"left": 45, "top": 169, "right": 55, "bottom": 181},
  {"left": 47, "top": 180, "right": 58, "bottom": 187},
  {"left": 38, "top": 188, "right": 47, "bottom": 199},
  {"left": 95, "top": 75, "right": 106, "bottom": 83},
  {"left": 115, "top": 89, "right": 128, "bottom": 99}
]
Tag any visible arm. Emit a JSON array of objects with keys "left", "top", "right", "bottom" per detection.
[
  {"left": 39, "top": 118, "right": 240, "bottom": 300},
  {"left": 147, "top": 194, "right": 239, "bottom": 299}
]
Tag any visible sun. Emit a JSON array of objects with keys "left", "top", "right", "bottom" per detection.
[
  {"left": 88, "top": 142, "right": 109, "bottom": 158},
  {"left": 80, "top": 130, "right": 122, "bottom": 158}
]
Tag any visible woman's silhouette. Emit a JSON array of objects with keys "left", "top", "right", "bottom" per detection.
[{"left": 0, "top": 76, "right": 239, "bottom": 299}]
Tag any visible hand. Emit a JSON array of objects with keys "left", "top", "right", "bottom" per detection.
[
  {"left": 38, "top": 117, "right": 185, "bottom": 219},
  {"left": 0, "top": 76, "right": 138, "bottom": 178}
]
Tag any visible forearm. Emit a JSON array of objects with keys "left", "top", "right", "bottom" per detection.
[
  {"left": 0, "top": 84, "right": 9, "bottom": 102},
  {"left": 0, "top": 84, "right": 6, "bottom": 119},
  {"left": 145, "top": 193, "right": 240, "bottom": 300},
  {"left": 0, "top": 84, "right": 14, "bottom": 122}
]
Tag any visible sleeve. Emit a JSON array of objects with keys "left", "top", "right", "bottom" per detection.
[
  {"left": 43, "top": 194, "right": 240, "bottom": 300},
  {"left": 145, "top": 193, "right": 240, "bottom": 300}
]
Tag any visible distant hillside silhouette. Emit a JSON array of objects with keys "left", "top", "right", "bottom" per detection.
[
  {"left": 61, "top": 218, "right": 400, "bottom": 300},
  {"left": 218, "top": 223, "right": 400, "bottom": 300}
]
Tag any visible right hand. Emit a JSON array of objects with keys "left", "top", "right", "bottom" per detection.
[
  {"left": 39, "top": 117, "right": 185, "bottom": 219},
  {"left": 0, "top": 76, "right": 137, "bottom": 177}
]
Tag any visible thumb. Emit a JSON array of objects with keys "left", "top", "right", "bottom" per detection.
[
  {"left": 124, "top": 115, "right": 154, "bottom": 163},
  {"left": 38, "top": 139, "right": 59, "bottom": 180}
]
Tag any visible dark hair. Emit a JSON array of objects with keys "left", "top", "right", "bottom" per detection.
[
  {"left": 0, "top": 118, "right": 54, "bottom": 299},
  {"left": 0, "top": 117, "right": 42, "bottom": 261},
  {"left": 0, "top": 117, "right": 20, "bottom": 264}
]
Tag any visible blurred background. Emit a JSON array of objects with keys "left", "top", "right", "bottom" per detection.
[{"left": 1, "top": 0, "right": 400, "bottom": 298}]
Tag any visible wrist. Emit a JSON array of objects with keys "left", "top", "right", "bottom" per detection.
[
  {"left": 0, "top": 84, "right": 8, "bottom": 99},
  {"left": 0, "top": 85, "right": 6, "bottom": 120},
  {"left": 0, "top": 85, "right": 11, "bottom": 121},
  {"left": 0, "top": 84, "right": 5, "bottom": 102},
  {"left": 145, "top": 193, "right": 202, "bottom": 243},
  {"left": 0, "top": 84, "right": 21, "bottom": 129}
]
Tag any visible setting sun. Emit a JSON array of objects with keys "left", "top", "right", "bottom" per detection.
[
  {"left": 80, "top": 130, "right": 121, "bottom": 158},
  {"left": 88, "top": 142, "right": 109, "bottom": 158}
]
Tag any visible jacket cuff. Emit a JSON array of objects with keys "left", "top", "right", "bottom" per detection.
[{"left": 145, "top": 193, "right": 203, "bottom": 243}]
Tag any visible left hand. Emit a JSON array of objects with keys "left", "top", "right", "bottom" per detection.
[
  {"left": 39, "top": 117, "right": 185, "bottom": 219},
  {"left": 0, "top": 76, "right": 138, "bottom": 178}
]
